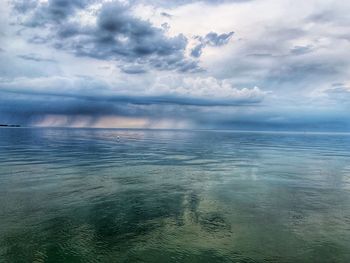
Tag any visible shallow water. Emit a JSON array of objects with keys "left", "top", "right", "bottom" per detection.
[{"left": 0, "top": 128, "right": 350, "bottom": 262}]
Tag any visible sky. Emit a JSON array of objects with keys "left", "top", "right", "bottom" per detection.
[{"left": 0, "top": 0, "right": 349, "bottom": 130}]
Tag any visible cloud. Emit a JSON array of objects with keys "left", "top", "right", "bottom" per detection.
[
  {"left": 13, "top": 0, "right": 96, "bottom": 26},
  {"left": 321, "top": 82, "right": 350, "bottom": 103},
  {"left": 191, "top": 32, "right": 234, "bottom": 57},
  {"left": 0, "top": 75, "right": 267, "bottom": 107},
  {"left": 12, "top": 0, "right": 38, "bottom": 13},
  {"left": 120, "top": 64, "right": 148, "bottom": 74},
  {"left": 204, "top": 32, "right": 235, "bottom": 46},
  {"left": 17, "top": 54, "right": 56, "bottom": 63},
  {"left": 160, "top": 12, "right": 172, "bottom": 18},
  {"left": 3, "top": 0, "right": 350, "bottom": 131},
  {"left": 152, "top": 76, "right": 266, "bottom": 102},
  {"left": 0, "top": 73, "right": 269, "bottom": 128},
  {"left": 12, "top": 0, "right": 200, "bottom": 73},
  {"left": 289, "top": 45, "right": 314, "bottom": 56},
  {"left": 11, "top": 1, "right": 237, "bottom": 73},
  {"left": 1, "top": 74, "right": 348, "bottom": 131}
]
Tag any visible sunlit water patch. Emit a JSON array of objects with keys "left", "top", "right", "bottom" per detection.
[{"left": 0, "top": 128, "right": 350, "bottom": 262}]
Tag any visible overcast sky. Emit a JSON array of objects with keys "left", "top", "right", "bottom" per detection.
[{"left": 0, "top": 0, "right": 349, "bottom": 130}]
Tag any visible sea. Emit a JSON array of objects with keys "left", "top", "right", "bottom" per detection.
[{"left": 0, "top": 128, "right": 349, "bottom": 262}]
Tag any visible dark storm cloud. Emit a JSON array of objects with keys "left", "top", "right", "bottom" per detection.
[
  {"left": 12, "top": 0, "right": 200, "bottom": 73},
  {"left": 12, "top": 0, "right": 38, "bottom": 13},
  {"left": 0, "top": 85, "right": 264, "bottom": 127},
  {"left": 191, "top": 32, "right": 234, "bottom": 57},
  {"left": 2, "top": 88, "right": 348, "bottom": 131},
  {"left": 14, "top": 0, "right": 96, "bottom": 26},
  {"left": 0, "top": 70, "right": 267, "bottom": 126},
  {"left": 0, "top": 86, "right": 263, "bottom": 111}
]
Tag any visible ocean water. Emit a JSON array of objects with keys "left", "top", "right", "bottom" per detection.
[{"left": 0, "top": 128, "right": 350, "bottom": 263}]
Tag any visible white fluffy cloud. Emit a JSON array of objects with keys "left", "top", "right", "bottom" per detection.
[{"left": 151, "top": 76, "right": 266, "bottom": 102}]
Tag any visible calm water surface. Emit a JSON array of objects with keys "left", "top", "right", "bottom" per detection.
[{"left": 0, "top": 128, "right": 350, "bottom": 262}]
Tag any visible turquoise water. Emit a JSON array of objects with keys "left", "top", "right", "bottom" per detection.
[{"left": 0, "top": 128, "right": 350, "bottom": 262}]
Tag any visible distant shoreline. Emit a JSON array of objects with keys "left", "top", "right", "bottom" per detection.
[
  {"left": 2, "top": 125, "right": 349, "bottom": 135},
  {"left": 0, "top": 124, "right": 21, "bottom": 127}
]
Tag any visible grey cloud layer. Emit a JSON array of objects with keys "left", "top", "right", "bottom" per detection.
[{"left": 211, "top": 20, "right": 350, "bottom": 96}]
